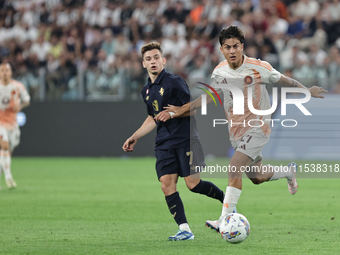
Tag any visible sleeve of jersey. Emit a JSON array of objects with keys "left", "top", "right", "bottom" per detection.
[
  {"left": 268, "top": 67, "right": 282, "bottom": 84},
  {"left": 141, "top": 89, "right": 153, "bottom": 116},
  {"left": 210, "top": 74, "right": 223, "bottom": 94},
  {"left": 19, "top": 84, "right": 31, "bottom": 102},
  {"left": 172, "top": 77, "right": 190, "bottom": 104},
  {"left": 259, "top": 61, "right": 282, "bottom": 84}
]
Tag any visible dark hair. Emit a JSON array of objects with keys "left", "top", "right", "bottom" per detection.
[
  {"left": 141, "top": 42, "right": 163, "bottom": 59},
  {"left": 219, "top": 26, "right": 245, "bottom": 46}
]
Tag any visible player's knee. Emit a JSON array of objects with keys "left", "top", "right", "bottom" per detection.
[
  {"left": 161, "top": 184, "right": 175, "bottom": 196},
  {"left": 249, "top": 178, "right": 263, "bottom": 185},
  {"left": 185, "top": 177, "right": 200, "bottom": 190},
  {"left": 0, "top": 142, "right": 9, "bottom": 151},
  {"left": 160, "top": 179, "right": 176, "bottom": 195}
]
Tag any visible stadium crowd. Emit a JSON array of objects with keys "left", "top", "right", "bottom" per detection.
[{"left": 0, "top": 0, "right": 340, "bottom": 101}]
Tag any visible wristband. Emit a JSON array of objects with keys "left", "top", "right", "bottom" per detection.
[{"left": 169, "top": 112, "right": 175, "bottom": 118}]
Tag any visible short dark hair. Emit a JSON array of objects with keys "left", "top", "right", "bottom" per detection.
[
  {"left": 141, "top": 42, "right": 163, "bottom": 59},
  {"left": 219, "top": 26, "right": 245, "bottom": 46}
]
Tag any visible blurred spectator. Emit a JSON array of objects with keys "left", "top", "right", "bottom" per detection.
[
  {"left": 83, "top": 3, "right": 109, "bottom": 27},
  {"left": 162, "top": 32, "right": 187, "bottom": 58},
  {"left": 308, "top": 43, "right": 327, "bottom": 67},
  {"left": 173, "top": 1, "right": 190, "bottom": 24},
  {"left": 268, "top": 13, "right": 288, "bottom": 36},
  {"left": 114, "top": 33, "right": 131, "bottom": 56},
  {"left": 280, "top": 41, "right": 308, "bottom": 71},
  {"left": 162, "top": 18, "right": 186, "bottom": 38},
  {"left": 49, "top": 34, "right": 63, "bottom": 59},
  {"left": 101, "top": 28, "right": 115, "bottom": 56},
  {"left": 207, "top": 0, "right": 231, "bottom": 23},
  {"left": 292, "top": 0, "right": 319, "bottom": 22},
  {"left": 30, "top": 36, "right": 51, "bottom": 62},
  {"left": 39, "top": 3, "right": 50, "bottom": 24},
  {"left": 46, "top": 53, "right": 77, "bottom": 100},
  {"left": 190, "top": 0, "right": 205, "bottom": 25}
]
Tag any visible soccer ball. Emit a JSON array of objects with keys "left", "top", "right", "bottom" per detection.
[{"left": 219, "top": 213, "right": 250, "bottom": 243}]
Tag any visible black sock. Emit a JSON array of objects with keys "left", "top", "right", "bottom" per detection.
[
  {"left": 165, "top": 191, "right": 188, "bottom": 225},
  {"left": 190, "top": 179, "right": 224, "bottom": 203},
  {"left": 165, "top": 191, "right": 187, "bottom": 226}
]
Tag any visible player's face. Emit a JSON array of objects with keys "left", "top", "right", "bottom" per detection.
[
  {"left": 142, "top": 49, "right": 166, "bottom": 76},
  {"left": 0, "top": 64, "right": 12, "bottom": 82},
  {"left": 220, "top": 38, "right": 244, "bottom": 69}
]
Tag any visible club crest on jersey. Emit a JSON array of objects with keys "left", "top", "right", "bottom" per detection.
[
  {"left": 12, "top": 90, "right": 16, "bottom": 95},
  {"left": 159, "top": 87, "right": 164, "bottom": 96},
  {"left": 2, "top": 97, "right": 10, "bottom": 104},
  {"left": 244, "top": 76, "right": 253, "bottom": 85},
  {"left": 146, "top": 89, "right": 149, "bottom": 94}
]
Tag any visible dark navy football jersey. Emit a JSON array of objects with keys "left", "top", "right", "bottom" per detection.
[{"left": 141, "top": 69, "right": 200, "bottom": 150}]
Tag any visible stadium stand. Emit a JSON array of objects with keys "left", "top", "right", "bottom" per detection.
[{"left": 0, "top": 0, "right": 339, "bottom": 101}]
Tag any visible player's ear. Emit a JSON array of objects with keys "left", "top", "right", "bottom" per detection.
[
  {"left": 142, "top": 61, "right": 146, "bottom": 68},
  {"left": 241, "top": 43, "right": 244, "bottom": 51},
  {"left": 163, "top": 56, "right": 166, "bottom": 65},
  {"left": 220, "top": 46, "right": 223, "bottom": 54}
]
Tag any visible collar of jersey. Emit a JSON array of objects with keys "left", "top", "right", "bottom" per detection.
[
  {"left": 147, "top": 69, "right": 166, "bottom": 86},
  {"left": 226, "top": 55, "right": 247, "bottom": 72}
]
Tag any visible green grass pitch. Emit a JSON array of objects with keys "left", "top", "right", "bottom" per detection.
[{"left": 0, "top": 157, "right": 339, "bottom": 254}]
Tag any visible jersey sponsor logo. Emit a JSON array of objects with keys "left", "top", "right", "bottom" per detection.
[
  {"left": 244, "top": 76, "right": 253, "bottom": 85},
  {"left": 159, "top": 87, "right": 164, "bottom": 96},
  {"left": 221, "top": 78, "right": 228, "bottom": 84},
  {"left": 152, "top": 100, "right": 159, "bottom": 111},
  {"left": 146, "top": 89, "right": 149, "bottom": 94}
]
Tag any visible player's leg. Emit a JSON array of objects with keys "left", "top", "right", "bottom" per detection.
[
  {"left": 221, "top": 151, "right": 250, "bottom": 216},
  {"left": 155, "top": 149, "right": 194, "bottom": 241},
  {"left": 206, "top": 151, "right": 249, "bottom": 231},
  {"left": 246, "top": 160, "right": 298, "bottom": 194},
  {"left": 184, "top": 173, "right": 224, "bottom": 203},
  {"left": 0, "top": 139, "right": 16, "bottom": 189},
  {"left": 183, "top": 142, "right": 224, "bottom": 203}
]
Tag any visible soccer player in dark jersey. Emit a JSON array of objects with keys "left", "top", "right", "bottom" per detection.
[{"left": 122, "top": 42, "right": 226, "bottom": 241}]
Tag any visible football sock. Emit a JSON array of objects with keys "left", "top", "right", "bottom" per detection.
[
  {"left": 267, "top": 165, "right": 293, "bottom": 181},
  {"left": 220, "top": 186, "right": 242, "bottom": 220},
  {"left": 190, "top": 179, "right": 224, "bottom": 203},
  {"left": 179, "top": 223, "right": 192, "bottom": 233},
  {"left": 1, "top": 150, "right": 12, "bottom": 180},
  {"left": 165, "top": 191, "right": 188, "bottom": 226}
]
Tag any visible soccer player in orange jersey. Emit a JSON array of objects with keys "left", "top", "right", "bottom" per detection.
[
  {"left": 165, "top": 26, "right": 327, "bottom": 231},
  {"left": 0, "top": 63, "right": 30, "bottom": 189}
]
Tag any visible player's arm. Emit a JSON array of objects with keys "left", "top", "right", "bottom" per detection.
[
  {"left": 122, "top": 115, "right": 156, "bottom": 152},
  {"left": 19, "top": 100, "right": 30, "bottom": 110},
  {"left": 277, "top": 75, "right": 327, "bottom": 98},
  {"left": 14, "top": 82, "right": 31, "bottom": 112},
  {"left": 164, "top": 93, "right": 217, "bottom": 118},
  {"left": 154, "top": 102, "right": 196, "bottom": 122}
]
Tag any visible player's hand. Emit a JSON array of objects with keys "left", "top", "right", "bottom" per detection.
[
  {"left": 122, "top": 137, "right": 137, "bottom": 152},
  {"left": 309, "top": 86, "right": 327, "bottom": 98},
  {"left": 164, "top": 104, "right": 184, "bottom": 116},
  {"left": 154, "top": 110, "right": 171, "bottom": 122}
]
